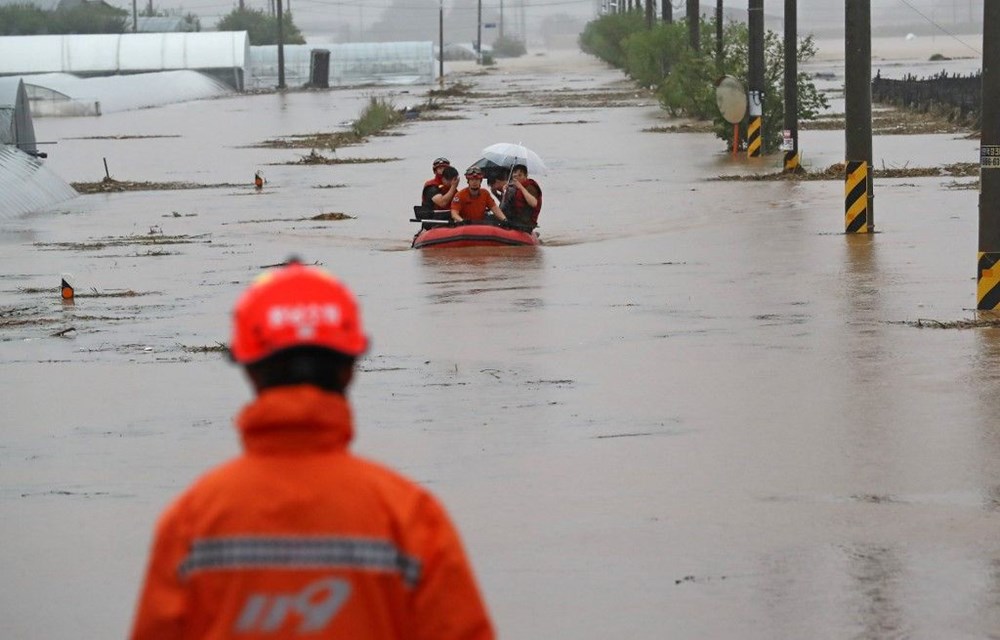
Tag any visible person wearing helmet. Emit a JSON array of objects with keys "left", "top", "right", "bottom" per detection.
[
  {"left": 451, "top": 167, "right": 509, "bottom": 225},
  {"left": 421, "top": 164, "right": 460, "bottom": 211},
  {"left": 130, "top": 261, "right": 495, "bottom": 640},
  {"left": 422, "top": 157, "right": 451, "bottom": 195}
]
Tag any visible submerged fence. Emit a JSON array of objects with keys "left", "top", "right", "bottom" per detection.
[{"left": 871, "top": 70, "right": 982, "bottom": 127}]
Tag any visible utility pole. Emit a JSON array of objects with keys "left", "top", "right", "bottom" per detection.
[
  {"left": 977, "top": 1, "right": 1000, "bottom": 309},
  {"left": 132, "top": 0, "right": 137, "bottom": 31},
  {"left": 844, "top": 1, "right": 873, "bottom": 233},
  {"left": 276, "top": 0, "right": 286, "bottom": 89},
  {"left": 747, "top": 0, "right": 764, "bottom": 158},
  {"left": 438, "top": 0, "right": 444, "bottom": 88},
  {"left": 645, "top": 0, "right": 653, "bottom": 29},
  {"left": 687, "top": 0, "right": 700, "bottom": 51},
  {"left": 477, "top": 0, "right": 482, "bottom": 64},
  {"left": 662, "top": 0, "right": 671, "bottom": 22},
  {"left": 783, "top": 0, "right": 800, "bottom": 171},
  {"left": 716, "top": 0, "right": 723, "bottom": 62}
]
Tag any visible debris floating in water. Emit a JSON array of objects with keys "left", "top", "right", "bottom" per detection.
[{"left": 60, "top": 275, "right": 74, "bottom": 301}]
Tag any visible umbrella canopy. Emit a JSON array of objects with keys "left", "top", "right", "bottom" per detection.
[
  {"left": 468, "top": 157, "right": 512, "bottom": 182},
  {"left": 478, "top": 142, "right": 547, "bottom": 175}
]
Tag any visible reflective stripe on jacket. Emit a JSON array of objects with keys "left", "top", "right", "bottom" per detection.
[{"left": 130, "top": 385, "right": 494, "bottom": 640}]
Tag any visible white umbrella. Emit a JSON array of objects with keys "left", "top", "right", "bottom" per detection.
[{"left": 479, "top": 142, "right": 547, "bottom": 175}]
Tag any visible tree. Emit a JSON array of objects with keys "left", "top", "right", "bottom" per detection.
[
  {"left": 0, "top": 3, "right": 128, "bottom": 35},
  {"left": 579, "top": 11, "right": 645, "bottom": 69},
  {"left": 581, "top": 14, "right": 828, "bottom": 152},
  {"left": 216, "top": 8, "right": 305, "bottom": 45},
  {"left": 492, "top": 35, "right": 526, "bottom": 58}
]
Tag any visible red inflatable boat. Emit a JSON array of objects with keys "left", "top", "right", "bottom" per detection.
[{"left": 411, "top": 223, "right": 539, "bottom": 249}]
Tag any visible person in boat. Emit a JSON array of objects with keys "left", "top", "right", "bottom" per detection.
[
  {"left": 488, "top": 174, "right": 511, "bottom": 212},
  {"left": 423, "top": 156, "right": 451, "bottom": 191},
  {"left": 130, "top": 260, "right": 495, "bottom": 640},
  {"left": 422, "top": 165, "right": 460, "bottom": 212},
  {"left": 451, "top": 166, "right": 510, "bottom": 225},
  {"left": 503, "top": 163, "right": 542, "bottom": 229}
]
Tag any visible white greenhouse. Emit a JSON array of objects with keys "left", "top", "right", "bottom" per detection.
[
  {"left": 0, "top": 32, "right": 250, "bottom": 90},
  {"left": 248, "top": 41, "right": 436, "bottom": 89},
  {"left": 0, "top": 78, "right": 76, "bottom": 216},
  {"left": 21, "top": 71, "right": 233, "bottom": 116},
  {"left": 0, "top": 77, "right": 36, "bottom": 153}
]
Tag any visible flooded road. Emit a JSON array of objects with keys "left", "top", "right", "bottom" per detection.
[{"left": 3, "top": 48, "right": 999, "bottom": 638}]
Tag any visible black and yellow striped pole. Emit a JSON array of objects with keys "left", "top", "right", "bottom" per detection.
[
  {"left": 844, "top": 0, "right": 873, "bottom": 233},
  {"left": 782, "top": 0, "right": 800, "bottom": 172},
  {"left": 977, "top": 2, "right": 1000, "bottom": 310},
  {"left": 747, "top": 0, "right": 764, "bottom": 159},
  {"left": 845, "top": 161, "right": 869, "bottom": 233},
  {"left": 747, "top": 100, "right": 762, "bottom": 158}
]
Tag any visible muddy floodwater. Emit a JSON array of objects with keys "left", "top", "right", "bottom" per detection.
[{"left": 3, "top": 47, "right": 1000, "bottom": 638}]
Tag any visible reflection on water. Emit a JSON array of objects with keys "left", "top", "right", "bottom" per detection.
[
  {"left": 844, "top": 544, "right": 906, "bottom": 639},
  {"left": 418, "top": 247, "right": 546, "bottom": 303},
  {"left": 842, "top": 233, "right": 881, "bottom": 316}
]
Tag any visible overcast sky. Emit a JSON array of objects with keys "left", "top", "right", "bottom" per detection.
[{"left": 117, "top": 0, "right": 984, "bottom": 42}]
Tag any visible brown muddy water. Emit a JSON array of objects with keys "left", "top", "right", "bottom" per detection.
[{"left": 3, "top": 49, "right": 1000, "bottom": 638}]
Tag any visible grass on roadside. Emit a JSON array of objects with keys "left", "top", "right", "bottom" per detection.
[{"left": 351, "top": 96, "right": 404, "bottom": 138}]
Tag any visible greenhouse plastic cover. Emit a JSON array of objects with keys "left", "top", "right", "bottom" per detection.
[
  {"left": 0, "top": 145, "right": 76, "bottom": 218},
  {"left": 20, "top": 70, "right": 234, "bottom": 114},
  {"left": 0, "top": 77, "right": 37, "bottom": 153},
  {"left": 248, "top": 41, "right": 436, "bottom": 89},
  {"left": 0, "top": 33, "right": 249, "bottom": 84}
]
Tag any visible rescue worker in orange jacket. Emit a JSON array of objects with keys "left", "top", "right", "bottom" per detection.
[
  {"left": 451, "top": 167, "right": 509, "bottom": 225},
  {"left": 130, "top": 261, "right": 495, "bottom": 640}
]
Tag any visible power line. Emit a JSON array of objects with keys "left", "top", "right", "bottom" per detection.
[{"left": 895, "top": 0, "right": 981, "bottom": 55}]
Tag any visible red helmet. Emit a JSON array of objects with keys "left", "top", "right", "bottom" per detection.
[
  {"left": 432, "top": 157, "right": 450, "bottom": 168},
  {"left": 464, "top": 166, "right": 484, "bottom": 178},
  {"left": 230, "top": 262, "right": 368, "bottom": 364}
]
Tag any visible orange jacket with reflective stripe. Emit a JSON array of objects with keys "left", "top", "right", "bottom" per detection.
[
  {"left": 130, "top": 385, "right": 494, "bottom": 640},
  {"left": 450, "top": 188, "right": 496, "bottom": 222}
]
